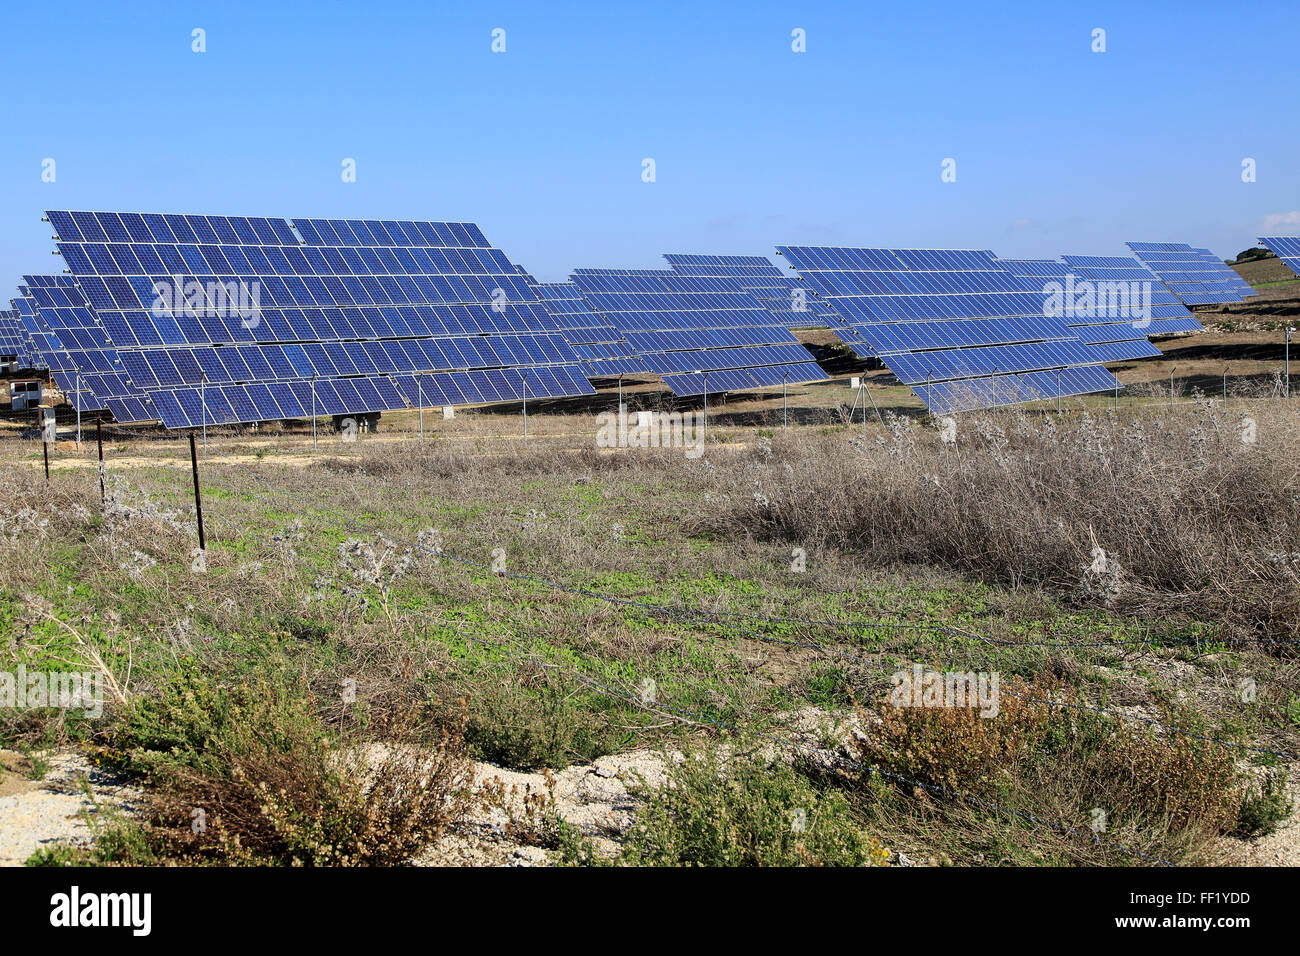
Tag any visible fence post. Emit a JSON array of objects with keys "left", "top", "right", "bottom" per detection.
[
  {"left": 96, "top": 419, "right": 105, "bottom": 504},
  {"left": 189, "top": 433, "right": 206, "bottom": 552}
]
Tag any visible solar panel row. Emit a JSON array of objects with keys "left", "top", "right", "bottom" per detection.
[
  {"left": 528, "top": 281, "right": 648, "bottom": 377},
  {"left": 776, "top": 245, "right": 1121, "bottom": 410},
  {"left": 1126, "top": 242, "right": 1255, "bottom": 305},
  {"left": 46, "top": 210, "right": 595, "bottom": 428},
  {"left": 996, "top": 256, "right": 1195, "bottom": 360},
  {"left": 0, "top": 309, "right": 39, "bottom": 368},
  {"left": 17, "top": 275, "right": 151, "bottom": 417},
  {"left": 568, "top": 268, "right": 828, "bottom": 396},
  {"left": 663, "top": 253, "right": 842, "bottom": 329}
]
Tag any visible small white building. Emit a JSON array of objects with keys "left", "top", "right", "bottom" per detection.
[{"left": 9, "top": 379, "right": 43, "bottom": 411}]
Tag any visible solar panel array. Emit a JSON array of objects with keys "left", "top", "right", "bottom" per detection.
[
  {"left": 1057, "top": 256, "right": 1203, "bottom": 342},
  {"left": 46, "top": 211, "right": 595, "bottom": 428},
  {"left": 776, "top": 246, "right": 1121, "bottom": 414},
  {"left": 11, "top": 293, "right": 63, "bottom": 378},
  {"left": 1126, "top": 242, "right": 1255, "bottom": 305},
  {"left": 997, "top": 257, "right": 1194, "bottom": 360},
  {"left": 17, "top": 275, "right": 153, "bottom": 419},
  {"left": 527, "top": 281, "right": 648, "bottom": 377},
  {"left": 1257, "top": 237, "right": 1300, "bottom": 279},
  {"left": 0, "top": 308, "right": 35, "bottom": 367},
  {"left": 663, "top": 253, "right": 842, "bottom": 329},
  {"left": 569, "top": 269, "right": 826, "bottom": 396}
]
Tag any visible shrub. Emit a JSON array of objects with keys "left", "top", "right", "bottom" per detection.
[
  {"left": 853, "top": 674, "right": 1247, "bottom": 861},
  {"left": 1235, "top": 770, "right": 1291, "bottom": 837},
  {"left": 618, "top": 749, "right": 887, "bottom": 867},
  {"left": 460, "top": 672, "right": 623, "bottom": 771},
  {"left": 110, "top": 664, "right": 473, "bottom": 866}
]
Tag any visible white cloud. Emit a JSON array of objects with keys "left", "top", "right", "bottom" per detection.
[{"left": 1261, "top": 210, "right": 1300, "bottom": 229}]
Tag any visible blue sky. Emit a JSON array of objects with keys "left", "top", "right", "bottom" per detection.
[{"left": 3, "top": 0, "right": 1297, "bottom": 285}]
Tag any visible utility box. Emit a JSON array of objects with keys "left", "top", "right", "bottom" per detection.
[
  {"left": 38, "top": 406, "right": 57, "bottom": 441},
  {"left": 10, "top": 379, "right": 43, "bottom": 411},
  {"left": 849, "top": 377, "right": 861, "bottom": 390},
  {"left": 442, "top": 406, "right": 455, "bottom": 419}
]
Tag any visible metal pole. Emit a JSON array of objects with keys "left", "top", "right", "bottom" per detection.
[
  {"left": 96, "top": 419, "right": 105, "bottom": 505},
  {"left": 782, "top": 374, "right": 787, "bottom": 429},
  {"left": 1055, "top": 368, "right": 1062, "bottom": 414},
  {"left": 1113, "top": 384, "right": 1119, "bottom": 408},
  {"left": 702, "top": 371, "right": 709, "bottom": 437},
  {"left": 200, "top": 373, "right": 207, "bottom": 449},
  {"left": 311, "top": 374, "right": 317, "bottom": 451},
  {"left": 1223, "top": 365, "right": 1229, "bottom": 405},
  {"left": 43, "top": 437, "right": 50, "bottom": 481},
  {"left": 189, "top": 432, "right": 206, "bottom": 552},
  {"left": 418, "top": 373, "right": 424, "bottom": 440},
  {"left": 848, "top": 380, "right": 862, "bottom": 420},
  {"left": 618, "top": 374, "right": 623, "bottom": 411},
  {"left": 864, "top": 378, "right": 886, "bottom": 428},
  {"left": 522, "top": 373, "right": 528, "bottom": 438},
  {"left": 75, "top": 370, "right": 81, "bottom": 448},
  {"left": 1287, "top": 328, "right": 1293, "bottom": 398},
  {"left": 1170, "top": 367, "right": 1176, "bottom": 405}
]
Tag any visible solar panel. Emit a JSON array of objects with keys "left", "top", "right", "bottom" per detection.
[
  {"left": 663, "top": 253, "right": 844, "bottom": 329},
  {"left": 0, "top": 306, "right": 42, "bottom": 369},
  {"left": 1056, "top": 255, "right": 1203, "bottom": 339},
  {"left": 1256, "top": 237, "right": 1300, "bottom": 279},
  {"left": 568, "top": 269, "right": 827, "bottom": 396},
  {"left": 776, "top": 246, "right": 1121, "bottom": 414},
  {"left": 11, "top": 293, "right": 61, "bottom": 375},
  {"left": 46, "top": 211, "right": 596, "bottom": 428},
  {"left": 17, "top": 276, "right": 152, "bottom": 418},
  {"left": 528, "top": 282, "right": 647, "bottom": 378},
  {"left": 998, "top": 257, "right": 1196, "bottom": 361},
  {"left": 1126, "top": 242, "right": 1255, "bottom": 305}
]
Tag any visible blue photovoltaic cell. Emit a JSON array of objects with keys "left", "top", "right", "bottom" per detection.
[
  {"left": 997, "top": 257, "right": 1193, "bottom": 362},
  {"left": 776, "top": 245, "right": 1120, "bottom": 413},
  {"left": 527, "top": 281, "right": 648, "bottom": 377},
  {"left": 568, "top": 269, "right": 828, "bottom": 396},
  {"left": 11, "top": 294, "right": 60, "bottom": 374},
  {"left": 19, "top": 275, "right": 150, "bottom": 416},
  {"left": 1257, "top": 237, "right": 1300, "bottom": 279},
  {"left": 1126, "top": 242, "right": 1255, "bottom": 306},
  {"left": 0, "top": 305, "right": 44, "bottom": 369},
  {"left": 663, "top": 253, "right": 844, "bottom": 330},
  {"left": 47, "top": 210, "right": 595, "bottom": 428},
  {"left": 1056, "top": 255, "right": 1202, "bottom": 343}
]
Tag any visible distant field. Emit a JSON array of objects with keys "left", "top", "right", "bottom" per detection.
[{"left": 1232, "top": 256, "right": 1299, "bottom": 286}]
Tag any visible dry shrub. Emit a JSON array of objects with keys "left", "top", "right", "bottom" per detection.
[
  {"left": 859, "top": 675, "right": 1052, "bottom": 793},
  {"left": 694, "top": 401, "right": 1300, "bottom": 641},
  {"left": 856, "top": 673, "right": 1245, "bottom": 848},
  {"left": 117, "top": 666, "right": 473, "bottom": 865}
]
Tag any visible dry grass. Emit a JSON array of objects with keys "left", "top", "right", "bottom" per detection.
[{"left": 692, "top": 401, "right": 1300, "bottom": 642}]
